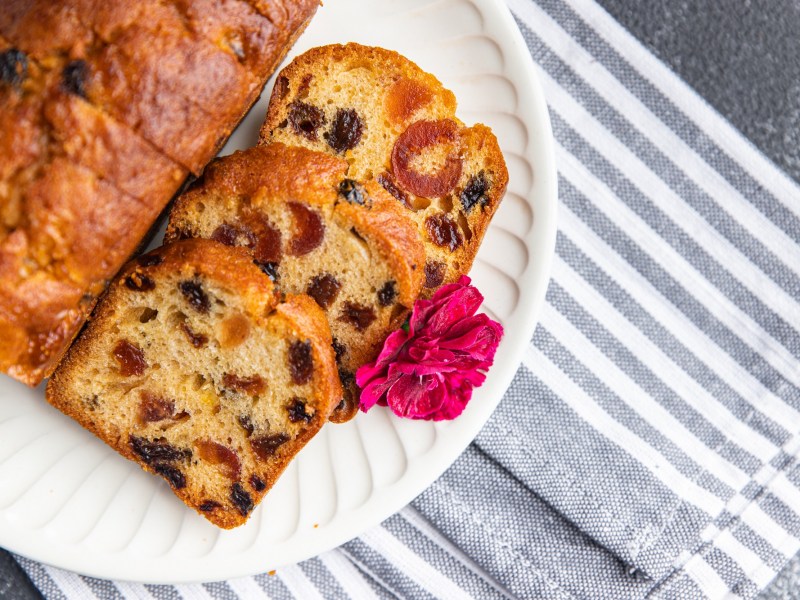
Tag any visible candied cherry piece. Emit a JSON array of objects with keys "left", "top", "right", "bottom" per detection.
[
  {"left": 307, "top": 273, "right": 341, "bottom": 309},
  {"left": 251, "top": 433, "right": 290, "bottom": 461},
  {"left": 338, "top": 302, "right": 376, "bottom": 331},
  {"left": 288, "top": 100, "right": 325, "bottom": 140},
  {"left": 287, "top": 202, "right": 325, "bottom": 256},
  {"left": 288, "top": 340, "right": 313, "bottom": 385},
  {"left": 324, "top": 108, "right": 363, "bottom": 153},
  {"left": 231, "top": 482, "right": 254, "bottom": 516},
  {"left": 137, "top": 390, "right": 175, "bottom": 424},
  {"left": 241, "top": 210, "right": 282, "bottom": 265},
  {"left": 211, "top": 222, "right": 254, "bottom": 247},
  {"left": 460, "top": 171, "right": 490, "bottom": 213},
  {"left": 223, "top": 372, "right": 266, "bottom": 395},
  {"left": 195, "top": 440, "right": 241, "bottom": 480},
  {"left": 424, "top": 260, "right": 446, "bottom": 289},
  {"left": 62, "top": 59, "right": 88, "bottom": 98},
  {"left": 113, "top": 340, "right": 147, "bottom": 377},
  {"left": 385, "top": 77, "right": 434, "bottom": 124},
  {"left": 425, "top": 213, "right": 463, "bottom": 251},
  {"left": 391, "top": 119, "right": 463, "bottom": 198},
  {"left": 179, "top": 279, "right": 210, "bottom": 313}
]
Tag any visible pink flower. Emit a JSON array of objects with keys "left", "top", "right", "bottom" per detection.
[{"left": 356, "top": 276, "right": 503, "bottom": 420}]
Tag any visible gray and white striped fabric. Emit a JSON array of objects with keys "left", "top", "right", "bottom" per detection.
[{"left": 13, "top": 0, "right": 800, "bottom": 598}]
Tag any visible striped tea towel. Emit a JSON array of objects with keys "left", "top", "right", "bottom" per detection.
[{"left": 12, "top": 0, "right": 800, "bottom": 598}]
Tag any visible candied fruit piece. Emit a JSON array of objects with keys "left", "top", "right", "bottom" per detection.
[
  {"left": 307, "top": 273, "right": 341, "bottom": 309},
  {"left": 62, "top": 60, "right": 88, "bottom": 98},
  {"left": 288, "top": 340, "right": 313, "bottom": 385},
  {"left": 424, "top": 260, "right": 446, "bottom": 289},
  {"left": 179, "top": 279, "right": 210, "bottom": 313},
  {"left": 223, "top": 373, "right": 266, "bottom": 395},
  {"left": 155, "top": 464, "right": 186, "bottom": 489},
  {"left": 250, "top": 475, "right": 267, "bottom": 492},
  {"left": 338, "top": 302, "right": 376, "bottom": 331},
  {"left": 129, "top": 436, "right": 191, "bottom": 465},
  {"left": 211, "top": 222, "right": 255, "bottom": 247},
  {"left": 251, "top": 433, "right": 290, "bottom": 461},
  {"left": 219, "top": 313, "right": 251, "bottom": 348},
  {"left": 1, "top": 49, "right": 28, "bottom": 87},
  {"left": 377, "top": 172, "right": 411, "bottom": 209},
  {"left": 338, "top": 179, "right": 365, "bottom": 205},
  {"left": 324, "top": 108, "right": 363, "bottom": 153},
  {"left": 377, "top": 281, "right": 398, "bottom": 306},
  {"left": 180, "top": 322, "right": 208, "bottom": 348},
  {"left": 332, "top": 339, "right": 346, "bottom": 363},
  {"left": 385, "top": 77, "right": 434, "bottom": 124},
  {"left": 425, "top": 213, "right": 463, "bottom": 251},
  {"left": 391, "top": 119, "right": 463, "bottom": 198},
  {"left": 125, "top": 271, "right": 155, "bottom": 292},
  {"left": 287, "top": 397, "right": 313, "bottom": 423},
  {"left": 288, "top": 202, "right": 325, "bottom": 256},
  {"left": 195, "top": 440, "right": 241, "bottom": 480},
  {"left": 199, "top": 500, "right": 221, "bottom": 512},
  {"left": 237, "top": 414, "right": 255, "bottom": 436},
  {"left": 288, "top": 100, "right": 325, "bottom": 140},
  {"left": 137, "top": 390, "right": 175, "bottom": 424},
  {"left": 113, "top": 340, "right": 147, "bottom": 377},
  {"left": 460, "top": 171, "right": 490, "bottom": 213},
  {"left": 274, "top": 75, "right": 289, "bottom": 100},
  {"left": 231, "top": 482, "right": 254, "bottom": 516}
]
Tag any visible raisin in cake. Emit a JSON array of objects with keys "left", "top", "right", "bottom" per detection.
[
  {"left": 46, "top": 239, "right": 341, "bottom": 529},
  {"left": 0, "top": 0, "right": 318, "bottom": 386},
  {"left": 260, "top": 43, "right": 508, "bottom": 294},
  {"left": 165, "top": 143, "right": 425, "bottom": 422}
]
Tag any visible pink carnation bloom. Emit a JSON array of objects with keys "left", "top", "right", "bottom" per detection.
[{"left": 355, "top": 275, "right": 504, "bottom": 420}]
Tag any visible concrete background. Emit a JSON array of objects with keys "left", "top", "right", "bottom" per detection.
[{"left": 1, "top": 0, "right": 799, "bottom": 598}]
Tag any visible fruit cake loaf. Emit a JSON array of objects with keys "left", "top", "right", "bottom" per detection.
[
  {"left": 0, "top": 1, "right": 319, "bottom": 386},
  {"left": 165, "top": 143, "right": 426, "bottom": 422},
  {"left": 46, "top": 239, "right": 341, "bottom": 529},
  {"left": 260, "top": 43, "right": 509, "bottom": 294}
]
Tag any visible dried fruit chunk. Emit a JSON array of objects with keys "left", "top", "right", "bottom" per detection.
[
  {"left": 307, "top": 273, "right": 341, "bottom": 309},
  {"left": 424, "top": 261, "right": 446, "bottom": 289},
  {"left": 0, "top": 49, "right": 28, "bottom": 87},
  {"left": 288, "top": 100, "right": 325, "bottom": 140},
  {"left": 391, "top": 119, "right": 463, "bottom": 198},
  {"left": 338, "top": 302, "right": 376, "bottom": 331},
  {"left": 425, "top": 213, "right": 463, "bottom": 251},
  {"left": 332, "top": 339, "right": 347, "bottom": 363},
  {"left": 137, "top": 254, "right": 164, "bottom": 267},
  {"left": 338, "top": 179, "right": 365, "bottom": 205},
  {"left": 324, "top": 108, "right": 363, "bottom": 153},
  {"left": 219, "top": 313, "right": 251, "bottom": 348},
  {"left": 251, "top": 433, "right": 290, "bottom": 461},
  {"left": 199, "top": 500, "right": 221, "bottom": 512},
  {"left": 125, "top": 271, "right": 156, "bottom": 292},
  {"left": 179, "top": 280, "right": 210, "bottom": 313},
  {"left": 377, "top": 281, "right": 398, "bottom": 307},
  {"left": 62, "top": 60, "right": 88, "bottom": 98},
  {"left": 195, "top": 440, "right": 241, "bottom": 480},
  {"left": 287, "top": 397, "right": 313, "bottom": 423},
  {"left": 230, "top": 482, "right": 254, "bottom": 516},
  {"left": 288, "top": 340, "right": 313, "bottom": 385},
  {"left": 377, "top": 172, "right": 411, "bottom": 209},
  {"left": 257, "top": 261, "right": 279, "bottom": 282},
  {"left": 137, "top": 390, "right": 175, "bottom": 424},
  {"left": 113, "top": 340, "right": 147, "bottom": 377},
  {"left": 211, "top": 222, "right": 255, "bottom": 247},
  {"left": 237, "top": 415, "right": 255, "bottom": 436},
  {"left": 288, "top": 202, "right": 325, "bottom": 256},
  {"left": 250, "top": 475, "right": 267, "bottom": 491},
  {"left": 155, "top": 464, "right": 186, "bottom": 489},
  {"left": 460, "top": 171, "right": 490, "bottom": 213},
  {"left": 223, "top": 373, "right": 266, "bottom": 395},
  {"left": 385, "top": 77, "right": 434, "bottom": 124},
  {"left": 180, "top": 322, "right": 208, "bottom": 348},
  {"left": 129, "top": 436, "right": 191, "bottom": 464}
]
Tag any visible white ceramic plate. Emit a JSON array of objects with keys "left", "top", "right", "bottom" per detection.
[{"left": 0, "top": 0, "right": 557, "bottom": 583}]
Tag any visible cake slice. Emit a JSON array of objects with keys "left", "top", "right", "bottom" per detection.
[
  {"left": 260, "top": 43, "right": 509, "bottom": 293},
  {"left": 46, "top": 239, "right": 341, "bottom": 529},
  {"left": 165, "top": 143, "right": 425, "bottom": 422}
]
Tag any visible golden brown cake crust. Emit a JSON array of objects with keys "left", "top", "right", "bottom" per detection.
[
  {"left": 260, "top": 43, "right": 509, "bottom": 295},
  {"left": 165, "top": 143, "right": 426, "bottom": 422},
  {"left": 47, "top": 239, "right": 341, "bottom": 528},
  {"left": 0, "top": 1, "right": 319, "bottom": 386}
]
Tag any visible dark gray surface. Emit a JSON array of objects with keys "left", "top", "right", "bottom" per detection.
[{"left": 1, "top": 0, "right": 799, "bottom": 598}]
